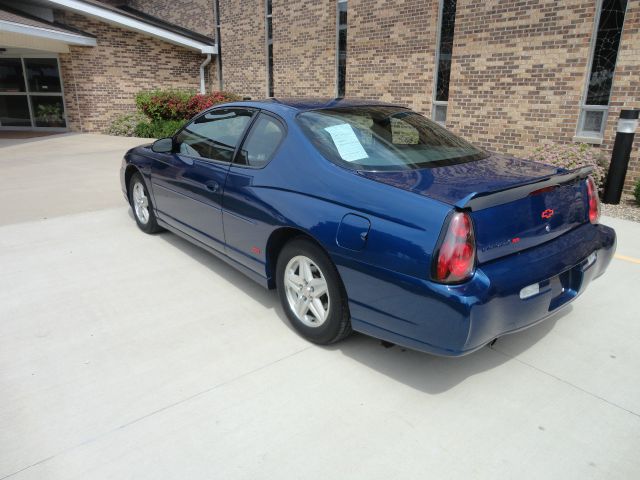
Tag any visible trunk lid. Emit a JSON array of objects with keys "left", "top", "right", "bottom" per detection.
[{"left": 358, "top": 154, "right": 591, "bottom": 263}]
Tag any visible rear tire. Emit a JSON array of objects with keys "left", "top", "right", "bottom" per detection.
[
  {"left": 129, "top": 172, "right": 162, "bottom": 234},
  {"left": 276, "top": 237, "right": 352, "bottom": 345}
]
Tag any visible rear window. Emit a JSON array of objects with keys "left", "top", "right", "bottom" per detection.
[{"left": 297, "top": 106, "right": 487, "bottom": 171}]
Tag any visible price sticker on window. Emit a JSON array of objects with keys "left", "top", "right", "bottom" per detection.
[{"left": 324, "top": 123, "right": 369, "bottom": 162}]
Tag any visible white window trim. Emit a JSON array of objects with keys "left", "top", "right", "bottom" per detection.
[
  {"left": 45, "top": 0, "right": 217, "bottom": 53},
  {"left": 0, "top": 19, "right": 96, "bottom": 46},
  {"left": 575, "top": 0, "right": 629, "bottom": 141}
]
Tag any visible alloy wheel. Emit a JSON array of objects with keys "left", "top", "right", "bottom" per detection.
[
  {"left": 132, "top": 181, "right": 150, "bottom": 225},
  {"left": 284, "top": 255, "right": 331, "bottom": 327}
]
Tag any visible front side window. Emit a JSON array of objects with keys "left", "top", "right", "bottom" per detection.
[
  {"left": 175, "top": 108, "right": 254, "bottom": 161},
  {"left": 236, "top": 113, "right": 285, "bottom": 167},
  {"left": 298, "top": 106, "right": 486, "bottom": 171},
  {"left": 578, "top": 0, "right": 628, "bottom": 138}
]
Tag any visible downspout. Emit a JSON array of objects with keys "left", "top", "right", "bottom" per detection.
[{"left": 199, "top": 53, "right": 212, "bottom": 94}]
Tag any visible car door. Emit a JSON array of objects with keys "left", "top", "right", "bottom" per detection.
[
  {"left": 223, "top": 112, "right": 287, "bottom": 274},
  {"left": 150, "top": 107, "right": 256, "bottom": 251}
]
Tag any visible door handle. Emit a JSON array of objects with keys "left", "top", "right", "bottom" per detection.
[{"left": 205, "top": 181, "right": 220, "bottom": 193}]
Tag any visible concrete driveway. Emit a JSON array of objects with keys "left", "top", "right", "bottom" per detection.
[{"left": 1, "top": 134, "right": 639, "bottom": 479}]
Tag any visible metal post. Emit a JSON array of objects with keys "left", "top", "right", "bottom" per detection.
[{"left": 603, "top": 109, "right": 639, "bottom": 204}]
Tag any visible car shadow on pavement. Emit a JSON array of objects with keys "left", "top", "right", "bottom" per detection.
[
  {"left": 331, "top": 308, "right": 569, "bottom": 394},
  {"left": 155, "top": 224, "right": 571, "bottom": 394},
  {"left": 155, "top": 229, "right": 299, "bottom": 337}
]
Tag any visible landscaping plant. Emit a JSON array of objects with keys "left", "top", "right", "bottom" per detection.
[
  {"left": 529, "top": 143, "right": 607, "bottom": 188},
  {"left": 107, "top": 112, "right": 148, "bottom": 137},
  {"left": 106, "top": 89, "right": 241, "bottom": 138},
  {"left": 134, "top": 119, "right": 185, "bottom": 139}
]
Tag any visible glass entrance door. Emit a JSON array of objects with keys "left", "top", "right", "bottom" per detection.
[{"left": 0, "top": 56, "right": 67, "bottom": 129}]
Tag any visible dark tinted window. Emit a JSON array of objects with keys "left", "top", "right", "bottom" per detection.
[
  {"left": 337, "top": 1, "right": 348, "bottom": 97},
  {"left": 32, "top": 96, "right": 66, "bottom": 127},
  {"left": 0, "top": 96, "right": 31, "bottom": 126},
  {"left": 25, "top": 58, "right": 62, "bottom": 93},
  {"left": 585, "top": 0, "right": 627, "bottom": 105},
  {"left": 237, "top": 113, "right": 285, "bottom": 167},
  {"left": 435, "top": 0, "right": 457, "bottom": 102},
  {"left": 176, "top": 108, "right": 254, "bottom": 162},
  {"left": 0, "top": 58, "right": 26, "bottom": 92},
  {"left": 298, "top": 106, "right": 486, "bottom": 171}
]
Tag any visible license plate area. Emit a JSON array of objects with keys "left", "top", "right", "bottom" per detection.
[{"left": 548, "top": 264, "right": 585, "bottom": 311}]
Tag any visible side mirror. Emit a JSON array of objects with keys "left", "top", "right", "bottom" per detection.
[{"left": 151, "top": 137, "right": 174, "bottom": 153}]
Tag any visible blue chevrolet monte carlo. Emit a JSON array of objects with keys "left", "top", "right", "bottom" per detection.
[{"left": 120, "top": 98, "right": 616, "bottom": 356}]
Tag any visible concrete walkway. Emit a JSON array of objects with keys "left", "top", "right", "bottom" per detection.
[{"left": 0, "top": 134, "right": 639, "bottom": 479}]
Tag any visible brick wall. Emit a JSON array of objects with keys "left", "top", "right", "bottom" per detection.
[
  {"left": 445, "top": 0, "right": 638, "bottom": 194},
  {"left": 58, "top": 12, "right": 205, "bottom": 132},
  {"left": 605, "top": 0, "right": 639, "bottom": 193},
  {"left": 348, "top": 0, "right": 438, "bottom": 115},
  {"left": 218, "top": 0, "right": 266, "bottom": 99},
  {"left": 446, "top": 0, "right": 595, "bottom": 155},
  {"left": 118, "top": 0, "right": 219, "bottom": 90},
  {"left": 127, "top": 0, "right": 216, "bottom": 37},
  {"left": 272, "top": 0, "right": 335, "bottom": 97}
]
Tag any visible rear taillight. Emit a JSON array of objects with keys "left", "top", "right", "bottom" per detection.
[
  {"left": 586, "top": 176, "right": 600, "bottom": 224},
  {"left": 432, "top": 211, "right": 476, "bottom": 284}
]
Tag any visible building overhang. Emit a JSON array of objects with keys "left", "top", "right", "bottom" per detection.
[
  {"left": 45, "top": 0, "right": 217, "bottom": 54},
  {"left": 0, "top": 7, "right": 96, "bottom": 53}
]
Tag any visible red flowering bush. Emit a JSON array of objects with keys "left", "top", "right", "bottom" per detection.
[
  {"left": 135, "top": 90, "right": 192, "bottom": 121},
  {"left": 122, "top": 89, "right": 241, "bottom": 138},
  {"left": 185, "top": 92, "right": 241, "bottom": 118},
  {"left": 135, "top": 90, "right": 240, "bottom": 121}
]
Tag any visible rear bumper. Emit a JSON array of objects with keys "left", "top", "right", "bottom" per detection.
[{"left": 340, "top": 223, "right": 616, "bottom": 356}]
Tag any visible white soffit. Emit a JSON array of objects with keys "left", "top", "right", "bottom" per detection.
[{"left": 0, "top": 19, "right": 96, "bottom": 48}]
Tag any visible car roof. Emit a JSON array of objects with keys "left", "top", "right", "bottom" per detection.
[{"left": 226, "top": 97, "right": 407, "bottom": 113}]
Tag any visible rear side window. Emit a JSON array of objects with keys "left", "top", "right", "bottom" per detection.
[
  {"left": 175, "top": 108, "right": 254, "bottom": 162},
  {"left": 236, "top": 113, "right": 285, "bottom": 167}
]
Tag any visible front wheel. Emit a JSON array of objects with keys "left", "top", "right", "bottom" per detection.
[
  {"left": 276, "top": 237, "right": 351, "bottom": 345},
  {"left": 129, "top": 172, "right": 162, "bottom": 234}
]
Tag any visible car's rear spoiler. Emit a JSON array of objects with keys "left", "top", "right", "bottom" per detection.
[{"left": 455, "top": 166, "right": 593, "bottom": 211}]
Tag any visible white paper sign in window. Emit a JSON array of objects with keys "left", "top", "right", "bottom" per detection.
[{"left": 324, "top": 123, "right": 369, "bottom": 162}]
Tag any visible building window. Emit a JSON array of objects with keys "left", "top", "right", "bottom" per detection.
[
  {"left": 578, "top": 0, "right": 628, "bottom": 139},
  {"left": 266, "top": 0, "right": 274, "bottom": 97},
  {"left": 432, "top": 0, "right": 457, "bottom": 125},
  {"left": 0, "top": 55, "right": 66, "bottom": 129},
  {"left": 336, "top": 0, "right": 347, "bottom": 98}
]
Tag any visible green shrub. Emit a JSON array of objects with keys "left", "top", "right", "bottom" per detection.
[
  {"left": 529, "top": 143, "right": 607, "bottom": 188},
  {"left": 107, "top": 112, "right": 148, "bottom": 137},
  {"left": 634, "top": 179, "right": 640, "bottom": 206},
  {"left": 134, "top": 119, "right": 185, "bottom": 139}
]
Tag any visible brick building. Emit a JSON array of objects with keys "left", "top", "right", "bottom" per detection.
[
  {"left": 1, "top": 0, "right": 638, "bottom": 191},
  {"left": 0, "top": 0, "right": 217, "bottom": 133}
]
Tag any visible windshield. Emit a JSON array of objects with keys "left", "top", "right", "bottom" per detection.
[{"left": 297, "top": 106, "right": 487, "bottom": 171}]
